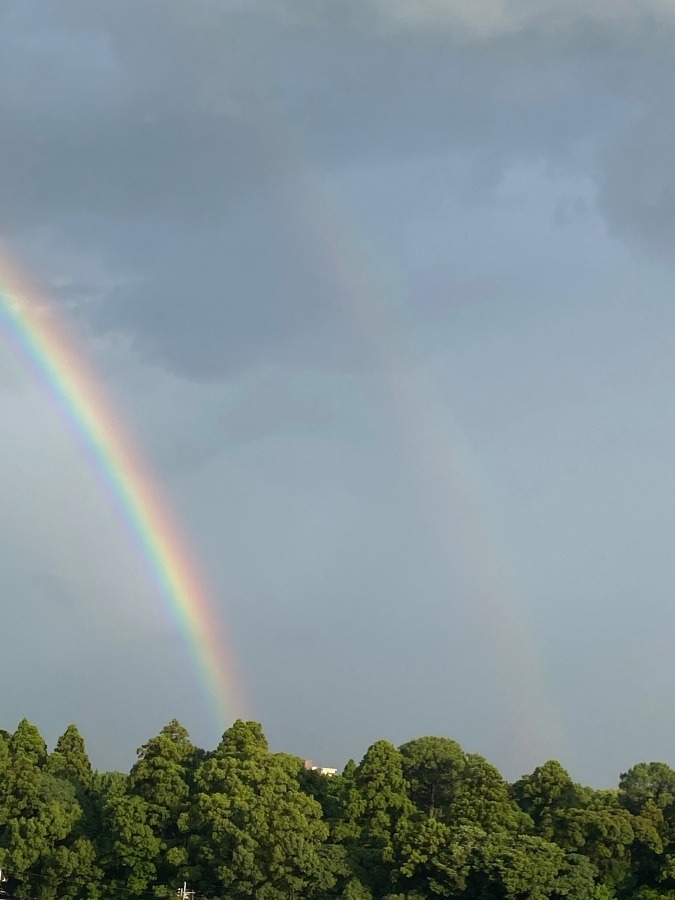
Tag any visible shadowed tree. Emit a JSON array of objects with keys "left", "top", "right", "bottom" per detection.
[
  {"left": 615, "top": 762, "right": 675, "bottom": 891},
  {"left": 0, "top": 732, "right": 9, "bottom": 772}
]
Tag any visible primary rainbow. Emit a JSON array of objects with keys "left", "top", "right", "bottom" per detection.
[{"left": 0, "top": 250, "right": 246, "bottom": 729}]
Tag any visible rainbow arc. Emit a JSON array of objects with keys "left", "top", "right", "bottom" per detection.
[{"left": 0, "top": 252, "right": 245, "bottom": 729}]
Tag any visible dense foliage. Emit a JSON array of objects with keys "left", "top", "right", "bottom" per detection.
[{"left": 1, "top": 720, "right": 675, "bottom": 898}]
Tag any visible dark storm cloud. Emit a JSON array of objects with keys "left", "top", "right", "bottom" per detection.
[
  {"left": 1, "top": 0, "right": 674, "bottom": 379},
  {"left": 0, "top": 0, "right": 289, "bottom": 226},
  {"left": 91, "top": 189, "right": 367, "bottom": 379}
]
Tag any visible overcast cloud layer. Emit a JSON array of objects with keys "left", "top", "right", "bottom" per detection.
[{"left": 2, "top": 0, "right": 675, "bottom": 784}]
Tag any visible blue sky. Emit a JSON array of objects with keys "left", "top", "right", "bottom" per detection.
[{"left": 2, "top": 0, "right": 675, "bottom": 785}]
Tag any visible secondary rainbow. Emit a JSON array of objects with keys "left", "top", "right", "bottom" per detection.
[
  {"left": 283, "top": 163, "right": 566, "bottom": 768},
  {"left": 0, "top": 250, "right": 246, "bottom": 729}
]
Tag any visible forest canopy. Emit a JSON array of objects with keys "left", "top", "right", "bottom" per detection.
[{"left": 0, "top": 718, "right": 674, "bottom": 899}]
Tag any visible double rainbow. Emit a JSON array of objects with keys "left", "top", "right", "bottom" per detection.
[{"left": 0, "top": 251, "right": 244, "bottom": 729}]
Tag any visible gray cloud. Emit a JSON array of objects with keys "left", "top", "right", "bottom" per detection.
[
  {"left": 0, "top": 0, "right": 645, "bottom": 382},
  {"left": 2, "top": 0, "right": 667, "bottom": 391},
  {"left": 362, "top": 0, "right": 675, "bottom": 41},
  {"left": 600, "top": 100, "right": 675, "bottom": 261}
]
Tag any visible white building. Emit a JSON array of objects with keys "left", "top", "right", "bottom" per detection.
[{"left": 304, "top": 759, "right": 338, "bottom": 777}]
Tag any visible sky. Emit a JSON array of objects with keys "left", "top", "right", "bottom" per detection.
[{"left": 2, "top": 0, "right": 675, "bottom": 786}]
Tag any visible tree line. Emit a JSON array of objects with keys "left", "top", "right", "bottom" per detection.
[{"left": 0, "top": 719, "right": 674, "bottom": 899}]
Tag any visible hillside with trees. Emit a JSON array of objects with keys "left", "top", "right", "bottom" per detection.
[{"left": 0, "top": 718, "right": 674, "bottom": 899}]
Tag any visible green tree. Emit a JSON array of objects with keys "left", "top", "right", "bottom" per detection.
[
  {"left": 126, "top": 719, "right": 196, "bottom": 890},
  {"left": 468, "top": 831, "right": 595, "bottom": 900},
  {"left": 0, "top": 721, "right": 51, "bottom": 897},
  {"left": 25, "top": 774, "right": 101, "bottom": 900},
  {"left": 620, "top": 763, "right": 675, "bottom": 817},
  {"left": 399, "top": 737, "right": 465, "bottom": 820},
  {"left": 451, "top": 753, "right": 523, "bottom": 832},
  {"left": 512, "top": 760, "right": 586, "bottom": 831},
  {"left": 394, "top": 822, "right": 597, "bottom": 900},
  {"left": 0, "top": 731, "right": 9, "bottom": 775},
  {"left": 45, "top": 725, "right": 93, "bottom": 792},
  {"left": 618, "top": 763, "right": 675, "bottom": 891},
  {"left": 298, "top": 765, "right": 347, "bottom": 826},
  {"left": 550, "top": 806, "right": 634, "bottom": 889},
  {"left": 129, "top": 720, "right": 195, "bottom": 828},
  {"left": 392, "top": 817, "right": 478, "bottom": 896},
  {"left": 0, "top": 757, "right": 99, "bottom": 900},
  {"left": 214, "top": 718, "right": 268, "bottom": 758},
  {"left": 341, "top": 740, "right": 414, "bottom": 896},
  {"left": 0, "top": 719, "right": 47, "bottom": 824},
  {"left": 188, "top": 720, "right": 332, "bottom": 899},
  {"left": 101, "top": 793, "right": 161, "bottom": 896}
]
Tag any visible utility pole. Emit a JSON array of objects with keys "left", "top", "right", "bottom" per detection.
[{"left": 177, "top": 882, "right": 195, "bottom": 900}]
